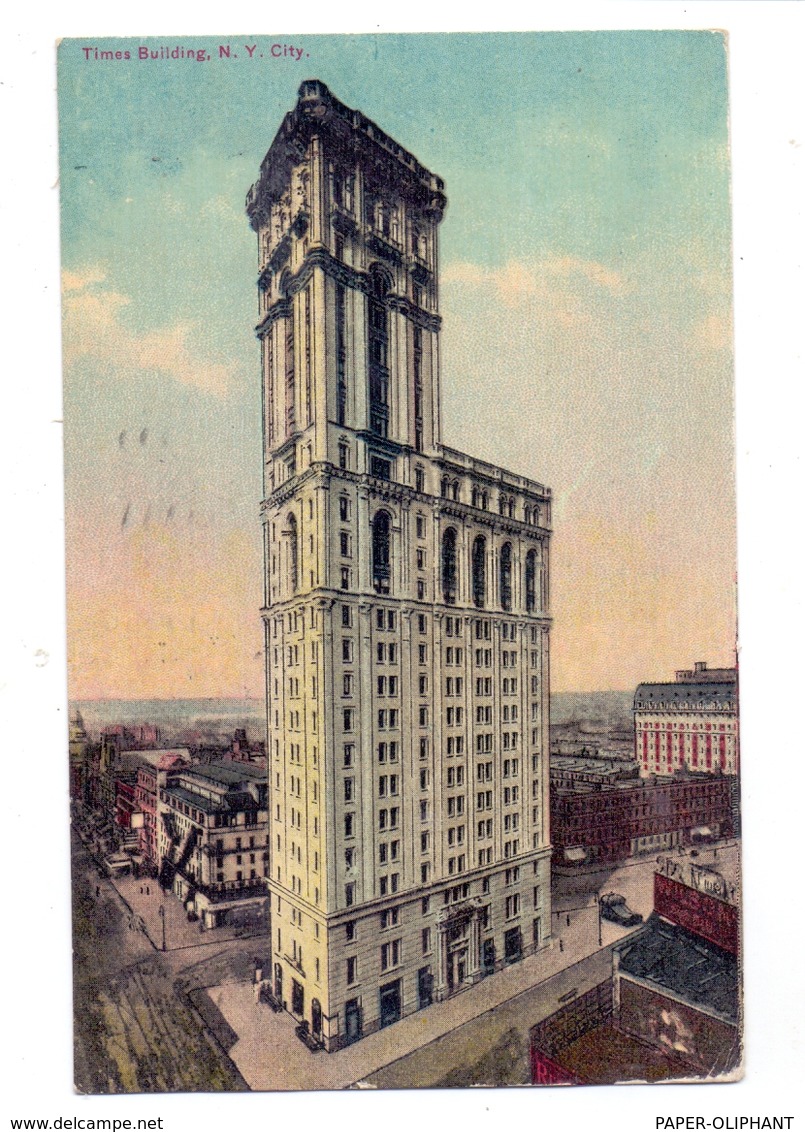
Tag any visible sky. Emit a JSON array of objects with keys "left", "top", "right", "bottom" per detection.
[{"left": 58, "top": 30, "right": 735, "bottom": 699}]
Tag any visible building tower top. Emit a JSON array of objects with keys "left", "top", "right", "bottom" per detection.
[{"left": 247, "top": 80, "right": 446, "bottom": 234}]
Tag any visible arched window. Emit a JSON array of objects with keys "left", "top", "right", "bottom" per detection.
[
  {"left": 525, "top": 548, "right": 537, "bottom": 613},
  {"left": 471, "top": 487, "right": 478, "bottom": 508},
  {"left": 441, "top": 527, "right": 458, "bottom": 605},
  {"left": 451, "top": 481, "right": 460, "bottom": 502},
  {"left": 372, "top": 510, "right": 391, "bottom": 594},
  {"left": 287, "top": 513, "right": 299, "bottom": 591},
  {"left": 472, "top": 536, "right": 487, "bottom": 609},
  {"left": 524, "top": 506, "right": 531, "bottom": 525},
  {"left": 499, "top": 495, "right": 507, "bottom": 516},
  {"left": 500, "top": 542, "right": 513, "bottom": 611}
]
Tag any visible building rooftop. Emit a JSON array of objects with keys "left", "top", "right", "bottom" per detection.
[
  {"left": 183, "top": 761, "right": 265, "bottom": 788},
  {"left": 248, "top": 79, "right": 445, "bottom": 230},
  {"left": 615, "top": 913, "right": 739, "bottom": 1023},
  {"left": 552, "top": 770, "right": 726, "bottom": 798},
  {"left": 163, "top": 785, "right": 213, "bottom": 813},
  {"left": 634, "top": 682, "right": 736, "bottom": 710},
  {"left": 117, "top": 749, "right": 189, "bottom": 778},
  {"left": 551, "top": 754, "right": 638, "bottom": 775}
]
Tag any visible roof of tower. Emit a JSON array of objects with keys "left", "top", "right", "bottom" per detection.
[{"left": 247, "top": 79, "right": 446, "bottom": 230}]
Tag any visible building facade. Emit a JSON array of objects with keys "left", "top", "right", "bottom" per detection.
[
  {"left": 634, "top": 662, "right": 738, "bottom": 777},
  {"left": 133, "top": 749, "right": 190, "bottom": 873},
  {"left": 247, "top": 81, "right": 553, "bottom": 1050},
  {"left": 551, "top": 772, "right": 735, "bottom": 866},
  {"left": 158, "top": 761, "right": 269, "bottom": 930}
]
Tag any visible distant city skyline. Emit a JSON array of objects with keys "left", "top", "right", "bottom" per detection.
[{"left": 59, "top": 31, "right": 735, "bottom": 700}]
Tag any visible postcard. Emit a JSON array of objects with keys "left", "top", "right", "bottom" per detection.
[{"left": 58, "top": 30, "right": 742, "bottom": 1092}]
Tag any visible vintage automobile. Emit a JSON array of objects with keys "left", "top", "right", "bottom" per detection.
[{"left": 600, "top": 892, "right": 643, "bottom": 927}]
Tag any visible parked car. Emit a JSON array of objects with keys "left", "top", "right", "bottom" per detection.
[{"left": 600, "top": 893, "right": 643, "bottom": 927}]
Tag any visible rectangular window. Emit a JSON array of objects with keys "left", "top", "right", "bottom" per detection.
[
  {"left": 346, "top": 956, "right": 357, "bottom": 984},
  {"left": 371, "top": 456, "right": 392, "bottom": 481},
  {"left": 505, "top": 894, "right": 520, "bottom": 919},
  {"left": 380, "top": 939, "right": 402, "bottom": 971},
  {"left": 380, "top": 907, "right": 400, "bottom": 930}
]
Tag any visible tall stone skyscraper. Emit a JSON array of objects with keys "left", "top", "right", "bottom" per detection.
[{"left": 247, "top": 80, "right": 553, "bottom": 1050}]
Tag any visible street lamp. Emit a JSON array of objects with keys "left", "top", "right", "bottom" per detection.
[
  {"left": 158, "top": 904, "right": 166, "bottom": 952},
  {"left": 594, "top": 893, "right": 602, "bottom": 947}
]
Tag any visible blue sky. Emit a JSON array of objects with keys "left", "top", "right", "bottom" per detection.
[{"left": 58, "top": 31, "right": 735, "bottom": 697}]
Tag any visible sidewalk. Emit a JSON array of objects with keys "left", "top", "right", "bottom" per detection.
[
  {"left": 109, "top": 872, "right": 269, "bottom": 954},
  {"left": 209, "top": 905, "right": 624, "bottom": 1090}
]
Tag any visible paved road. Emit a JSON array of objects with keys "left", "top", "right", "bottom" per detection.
[
  {"left": 71, "top": 828, "right": 251, "bottom": 1093},
  {"left": 209, "top": 840, "right": 740, "bottom": 1090}
]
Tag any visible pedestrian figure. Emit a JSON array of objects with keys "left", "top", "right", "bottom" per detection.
[
  {"left": 566, "top": 914, "right": 570, "bottom": 926},
  {"left": 140, "top": 886, "right": 143, "bottom": 894},
  {"left": 146, "top": 885, "right": 150, "bottom": 895},
  {"left": 95, "top": 885, "right": 100, "bottom": 897},
  {"left": 559, "top": 938, "right": 564, "bottom": 952}
]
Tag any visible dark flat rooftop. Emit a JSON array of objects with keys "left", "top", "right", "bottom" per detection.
[
  {"left": 615, "top": 914, "right": 739, "bottom": 1023},
  {"left": 635, "top": 682, "right": 736, "bottom": 708}
]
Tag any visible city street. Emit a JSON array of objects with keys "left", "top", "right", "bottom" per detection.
[
  {"left": 73, "top": 823, "right": 740, "bottom": 1091},
  {"left": 71, "top": 828, "right": 254, "bottom": 1093},
  {"left": 553, "top": 840, "right": 741, "bottom": 944},
  {"left": 206, "top": 839, "right": 740, "bottom": 1090}
]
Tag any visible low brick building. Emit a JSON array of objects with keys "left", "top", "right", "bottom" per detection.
[
  {"left": 530, "top": 862, "right": 740, "bottom": 1082},
  {"left": 551, "top": 771, "right": 735, "bottom": 866}
]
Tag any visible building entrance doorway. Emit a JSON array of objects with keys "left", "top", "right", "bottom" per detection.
[
  {"left": 344, "top": 998, "right": 362, "bottom": 1043},
  {"left": 291, "top": 978, "right": 304, "bottom": 1016},
  {"left": 447, "top": 946, "right": 468, "bottom": 992},
  {"left": 379, "top": 979, "right": 402, "bottom": 1028},
  {"left": 418, "top": 966, "right": 433, "bottom": 1009}
]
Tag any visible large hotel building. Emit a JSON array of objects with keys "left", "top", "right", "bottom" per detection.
[{"left": 247, "top": 81, "right": 553, "bottom": 1050}]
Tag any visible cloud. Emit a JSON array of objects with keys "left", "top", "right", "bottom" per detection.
[
  {"left": 62, "top": 268, "right": 235, "bottom": 396},
  {"left": 442, "top": 255, "right": 628, "bottom": 315}
]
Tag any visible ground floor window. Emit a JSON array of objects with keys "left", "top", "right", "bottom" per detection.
[{"left": 504, "top": 926, "right": 522, "bottom": 963}]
